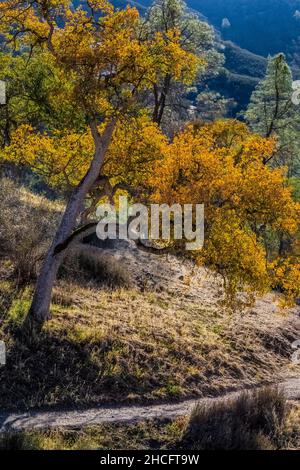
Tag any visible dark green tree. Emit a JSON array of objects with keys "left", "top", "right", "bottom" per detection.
[{"left": 244, "top": 53, "right": 300, "bottom": 176}]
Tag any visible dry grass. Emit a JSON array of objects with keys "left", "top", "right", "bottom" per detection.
[
  {"left": 59, "top": 244, "right": 131, "bottom": 289},
  {"left": 0, "top": 178, "right": 61, "bottom": 286},
  {"left": 280, "top": 401, "right": 300, "bottom": 449},
  {"left": 2, "top": 397, "right": 300, "bottom": 450},
  {"left": 181, "top": 387, "right": 287, "bottom": 450},
  {"left": 0, "top": 278, "right": 299, "bottom": 410},
  {"left": 0, "top": 418, "right": 187, "bottom": 450},
  {"left": 0, "top": 180, "right": 300, "bottom": 410}
]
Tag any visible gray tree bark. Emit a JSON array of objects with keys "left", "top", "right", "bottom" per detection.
[{"left": 25, "top": 119, "right": 116, "bottom": 330}]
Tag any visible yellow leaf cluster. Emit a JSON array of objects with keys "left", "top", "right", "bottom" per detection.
[
  {"left": 271, "top": 259, "right": 300, "bottom": 306},
  {"left": 150, "top": 119, "right": 300, "bottom": 301},
  {"left": 0, "top": 1, "right": 202, "bottom": 116},
  {"left": 3, "top": 114, "right": 166, "bottom": 191}
]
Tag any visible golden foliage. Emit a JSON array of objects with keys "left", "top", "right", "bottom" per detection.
[
  {"left": 0, "top": 1, "right": 202, "bottom": 117},
  {"left": 150, "top": 120, "right": 300, "bottom": 302},
  {"left": 3, "top": 114, "right": 167, "bottom": 190},
  {"left": 0, "top": 3, "right": 299, "bottom": 304}
]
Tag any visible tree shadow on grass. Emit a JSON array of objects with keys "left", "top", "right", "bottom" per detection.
[{"left": 0, "top": 325, "right": 150, "bottom": 411}]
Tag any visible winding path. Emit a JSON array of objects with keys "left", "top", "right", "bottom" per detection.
[{"left": 1, "top": 378, "right": 300, "bottom": 433}]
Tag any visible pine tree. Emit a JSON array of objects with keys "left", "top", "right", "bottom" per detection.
[{"left": 244, "top": 53, "right": 300, "bottom": 176}]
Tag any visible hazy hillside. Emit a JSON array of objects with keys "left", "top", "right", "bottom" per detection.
[
  {"left": 205, "top": 42, "right": 266, "bottom": 114},
  {"left": 190, "top": 0, "right": 300, "bottom": 61}
]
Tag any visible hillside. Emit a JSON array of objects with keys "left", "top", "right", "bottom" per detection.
[
  {"left": 1, "top": 183, "right": 300, "bottom": 411},
  {"left": 190, "top": 0, "right": 300, "bottom": 62},
  {"left": 205, "top": 42, "right": 266, "bottom": 114}
]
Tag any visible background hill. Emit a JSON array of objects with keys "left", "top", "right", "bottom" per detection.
[
  {"left": 205, "top": 42, "right": 268, "bottom": 114},
  {"left": 104, "top": 0, "right": 300, "bottom": 113},
  {"left": 189, "top": 0, "right": 300, "bottom": 63}
]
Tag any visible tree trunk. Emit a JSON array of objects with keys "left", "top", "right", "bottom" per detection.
[
  {"left": 152, "top": 75, "right": 171, "bottom": 126},
  {"left": 25, "top": 119, "right": 116, "bottom": 330}
]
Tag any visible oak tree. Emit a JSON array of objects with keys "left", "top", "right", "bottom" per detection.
[{"left": 0, "top": 0, "right": 200, "bottom": 328}]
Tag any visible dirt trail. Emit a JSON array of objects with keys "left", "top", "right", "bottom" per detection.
[{"left": 1, "top": 378, "right": 300, "bottom": 433}]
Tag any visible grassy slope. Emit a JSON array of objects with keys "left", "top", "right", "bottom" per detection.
[
  {"left": 0, "top": 418, "right": 186, "bottom": 450},
  {"left": 0, "top": 183, "right": 300, "bottom": 410},
  {"left": 1, "top": 262, "right": 300, "bottom": 410}
]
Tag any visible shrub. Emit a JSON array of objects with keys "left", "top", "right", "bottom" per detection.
[
  {"left": 181, "top": 387, "right": 287, "bottom": 450},
  {"left": 0, "top": 178, "right": 61, "bottom": 286},
  {"left": 59, "top": 244, "right": 131, "bottom": 289}
]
